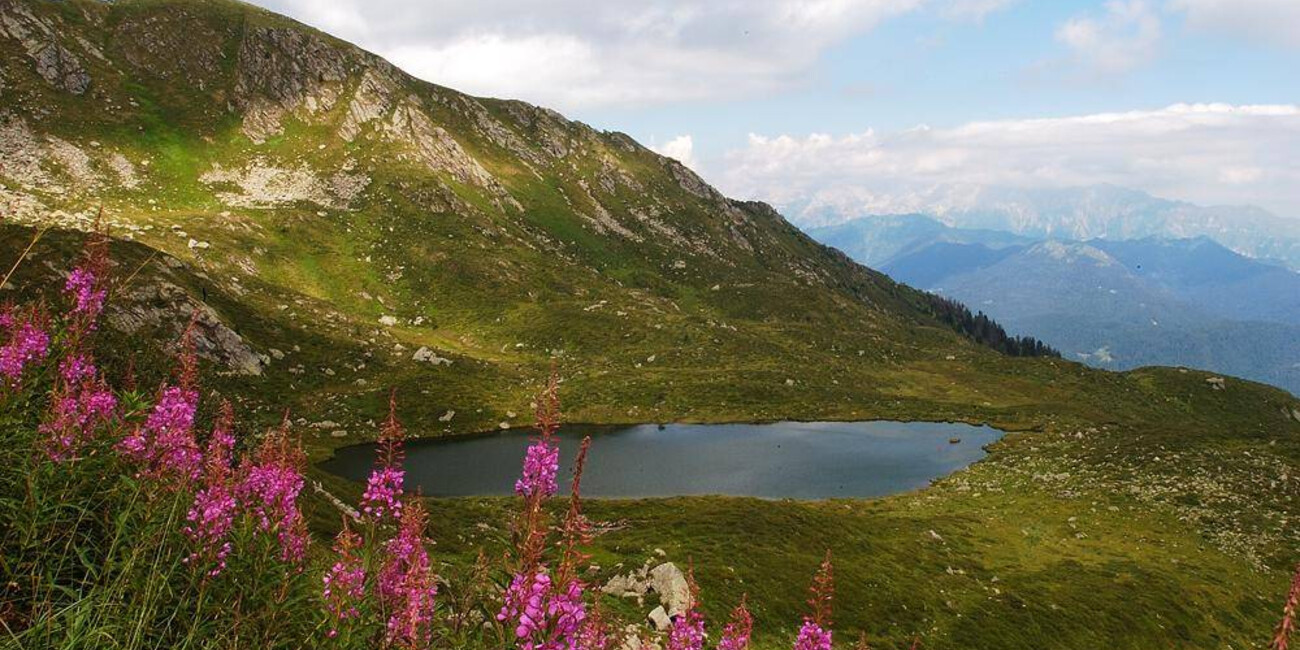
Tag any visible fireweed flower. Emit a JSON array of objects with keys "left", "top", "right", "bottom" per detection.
[
  {"left": 183, "top": 403, "right": 238, "bottom": 576},
  {"left": 64, "top": 266, "right": 106, "bottom": 322},
  {"left": 362, "top": 466, "right": 404, "bottom": 521},
  {"left": 322, "top": 524, "right": 366, "bottom": 638},
  {"left": 0, "top": 309, "right": 50, "bottom": 387},
  {"left": 378, "top": 499, "right": 431, "bottom": 601},
  {"left": 516, "top": 372, "right": 562, "bottom": 501},
  {"left": 39, "top": 357, "right": 117, "bottom": 461},
  {"left": 666, "top": 570, "right": 705, "bottom": 650},
  {"left": 380, "top": 500, "right": 437, "bottom": 648},
  {"left": 514, "top": 433, "right": 560, "bottom": 499},
  {"left": 497, "top": 568, "right": 588, "bottom": 650},
  {"left": 575, "top": 603, "right": 612, "bottom": 650},
  {"left": 118, "top": 385, "right": 202, "bottom": 481},
  {"left": 718, "top": 599, "right": 754, "bottom": 650},
  {"left": 63, "top": 221, "right": 111, "bottom": 334},
  {"left": 237, "top": 419, "right": 309, "bottom": 565},
  {"left": 794, "top": 552, "right": 834, "bottom": 650},
  {"left": 362, "top": 392, "right": 406, "bottom": 522},
  {"left": 118, "top": 321, "right": 203, "bottom": 482},
  {"left": 794, "top": 621, "right": 833, "bottom": 650},
  {"left": 667, "top": 607, "right": 706, "bottom": 650}
]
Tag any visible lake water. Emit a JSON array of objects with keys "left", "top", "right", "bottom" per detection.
[{"left": 320, "top": 421, "right": 1004, "bottom": 499}]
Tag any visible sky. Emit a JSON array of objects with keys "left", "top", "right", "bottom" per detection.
[{"left": 247, "top": 0, "right": 1300, "bottom": 220}]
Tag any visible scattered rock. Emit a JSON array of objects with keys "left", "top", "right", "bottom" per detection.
[
  {"left": 413, "top": 346, "right": 453, "bottom": 366},
  {"left": 646, "top": 606, "right": 671, "bottom": 632},
  {"left": 647, "top": 563, "right": 691, "bottom": 617}
]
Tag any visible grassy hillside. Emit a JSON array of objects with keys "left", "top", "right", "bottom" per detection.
[{"left": 1, "top": 1, "right": 1299, "bottom": 648}]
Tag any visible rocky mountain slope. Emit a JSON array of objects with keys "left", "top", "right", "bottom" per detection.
[{"left": 0, "top": 0, "right": 1068, "bottom": 438}]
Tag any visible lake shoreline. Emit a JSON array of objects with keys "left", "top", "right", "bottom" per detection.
[{"left": 321, "top": 420, "right": 1006, "bottom": 500}]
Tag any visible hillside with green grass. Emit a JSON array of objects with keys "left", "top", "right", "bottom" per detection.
[{"left": 1, "top": 1, "right": 1299, "bottom": 648}]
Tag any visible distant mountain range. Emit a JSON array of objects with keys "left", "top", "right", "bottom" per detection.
[
  {"left": 791, "top": 185, "right": 1300, "bottom": 271},
  {"left": 810, "top": 214, "right": 1300, "bottom": 395}
]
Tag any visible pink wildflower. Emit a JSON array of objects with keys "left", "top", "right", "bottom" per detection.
[
  {"left": 236, "top": 417, "right": 309, "bottom": 565},
  {"left": 0, "top": 308, "right": 50, "bottom": 387},
  {"left": 40, "top": 353, "right": 117, "bottom": 461},
  {"left": 575, "top": 604, "right": 612, "bottom": 650},
  {"left": 515, "top": 433, "right": 560, "bottom": 499},
  {"left": 794, "top": 621, "right": 833, "bottom": 650},
  {"left": 667, "top": 569, "right": 705, "bottom": 650},
  {"left": 362, "top": 391, "right": 406, "bottom": 522},
  {"left": 718, "top": 599, "right": 754, "bottom": 650},
  {"left": 117, "top": 320, "right": 203, "bottom": 482},
  {"left": 183, "top": 403, "right": 239, "bottom": 576},
  {"left": 378, "top": 498, "right": 431, "bottom": 601},
  {"left": 516, "top": 375, "right": 562, "bottom": 500},
  {"left": 380, "top": 500, "right": 438, "bottom": 648},
  {"left": 64, "top": 267, "right": 106, "bottom": 321},
  {"left": 59, "top": 223, "right": 112, "bottom": 348},
  {"left": 119, "top": 385, "right": 201, "bottom": 481},
  {"left": 667, "top": 608, "right": 706, "bottom": 650},
  {"left": 59, "top": 353, "right": 95, "bottom": 383},
  {"left": 362, "top": 466, "right": 405, "bottom": 521},
  {"left": 794, "top": 552, "right": 834, "bottom": 650},
  {"left": 497, "top": 568, "right": 588, "bottom": 650},
  {"left": 323, "top": 523, "right": 367, "bottom": 638}
]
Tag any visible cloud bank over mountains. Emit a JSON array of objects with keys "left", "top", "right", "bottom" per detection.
[{"left": 718, "top": 104, "right": 1300, "bottom": 223}]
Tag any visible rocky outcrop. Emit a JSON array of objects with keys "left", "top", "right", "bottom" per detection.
[
  {"left": 107, "top": 280, "right": 266, "bottom": 376},
  {"left": 339, "top": 67, "right": 400, "bottom": 141},
  {"left": 666, "top": 160, "right": 720, "bottom": 202},
  {"left": 234, "top": 26, "right": 352, "bottom": 142},
  {"left": 0, "top": 0, "right": 90, "bottom": 94},
  {"left": 385, "top": 100, "right": 521, "bottom": 211}
]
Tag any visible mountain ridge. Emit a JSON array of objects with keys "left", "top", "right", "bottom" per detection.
[
  {"left": 793, "top": 184, "right": 1300, "bottom": 270},
  {"left": 0, "top": 0, "right": 1066, "bottom": 439},
  {"left": 811, "top": 214, "right": 1300, "bottom": 394}
]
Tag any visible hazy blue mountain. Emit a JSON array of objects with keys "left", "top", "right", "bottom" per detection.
[
  {"left": 1091, "top": 237, "right": 1300, "bottom": 325},
  {"left": 809, "top": 216, "right": 1300, "bottom": 394},
  {"left": 798, "top": 185, "right": 1300, "bottom": 271},
  {"left": 806, "top": 214, "right": 1030, "bottom": 268}
]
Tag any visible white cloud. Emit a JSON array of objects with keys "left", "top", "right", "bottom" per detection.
[
  {"left": 718, "top": 104, "right": 1300, "bottom": 223},
  {"left": 652, "top": 135, "right": 699, "bottom": 171},
  {"left": 940, "top": 0, "right": 1018, "bottom": 22},
  {"left": 1168, "top": 0, "right": 1300, "bottom": 48},
  {"left": 1056, "top": 1, "right": 1162, "bottom": 75},
  {"left": 249, "top": 0, "right": 926, "bottom": 110}
]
